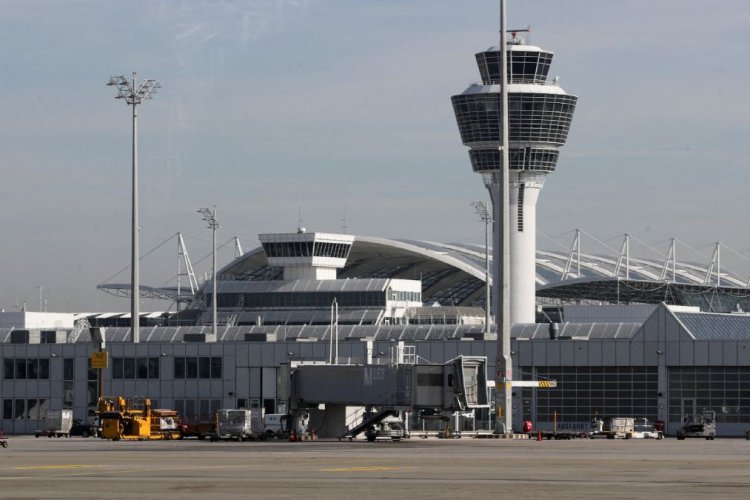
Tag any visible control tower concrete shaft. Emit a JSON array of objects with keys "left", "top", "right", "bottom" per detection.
[{"left": 452, "top": 34, "right": 577, "bottom": 324}]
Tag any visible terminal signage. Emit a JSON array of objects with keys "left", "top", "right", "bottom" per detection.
[{"left": 91, "top": 351, "right": 109, "bottom": 369}]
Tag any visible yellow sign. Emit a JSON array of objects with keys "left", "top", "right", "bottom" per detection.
[{"left": 91, "top": 351, "right": 109, "bottom": 369}]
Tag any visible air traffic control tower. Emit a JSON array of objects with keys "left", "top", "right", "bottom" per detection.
[{"left": 452, "top": 33, "right": 577, "bottom": 324}]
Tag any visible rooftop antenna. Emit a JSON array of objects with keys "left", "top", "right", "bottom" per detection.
[
  {"left": 297, "top": 206, "right": 304, "bottom": 232},
  {"left": 341, "top": 205, "right": 348, "bottom": 234},
  {"left": 35, "top": 285, "right": 43, "bottom": 312}
]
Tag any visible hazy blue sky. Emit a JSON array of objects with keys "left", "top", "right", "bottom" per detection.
[{"left": 2, "top": 0, "right": 749, "bottom": 312}]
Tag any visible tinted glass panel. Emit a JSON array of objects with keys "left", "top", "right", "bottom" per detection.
[
  {"left": 137, "top": 358, "right": 148, "bottom": 379},
  {"left": 148, "top": 357, "right": 160, "bottom": 379},
  {"left": 15, "top": 359, "right": 26, "bottom": 379},
  {"left": 211, "top": 357, "right": 222, "bottom": 379},
  {"left": 186, "top": 357, "right": 198, "bottom": 379},
  {"left": 199, "top": 357, "right": 210, "bottom": 379}
]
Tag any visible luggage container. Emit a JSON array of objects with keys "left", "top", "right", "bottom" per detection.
[
  {"left": 212, "top": 409, "right": 262, "bottom": 441},
  {"left": 35, "top": 409, "right": 73, "bottom": 438}
]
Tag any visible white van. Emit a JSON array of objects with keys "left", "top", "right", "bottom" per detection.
[{"left": 263, "top": 413, "right": 289, "bottom": 439}]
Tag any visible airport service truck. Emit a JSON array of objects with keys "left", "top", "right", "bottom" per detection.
[{"left": 677, "top": 411, "right": 716, "bottom": 440}]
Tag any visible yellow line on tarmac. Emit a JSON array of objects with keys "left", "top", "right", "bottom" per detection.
[
  {"left": 319, "top": 466, "right": 416, "bottom": 472},
  {"left": 14, "top": 465, "right": 107, "bottom": 471}
]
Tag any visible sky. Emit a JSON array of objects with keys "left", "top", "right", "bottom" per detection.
[{"left": 1, "top": 0, "right": 750, "bottom": 312}]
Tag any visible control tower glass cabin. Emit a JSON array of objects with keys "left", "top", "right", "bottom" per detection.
[{"left": 451, "top": 35, "right": 577, "bottom": 324}]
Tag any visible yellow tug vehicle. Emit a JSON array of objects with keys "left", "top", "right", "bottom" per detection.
[{"left": 96, "top": 396, "right": 182, "bottom": 441}]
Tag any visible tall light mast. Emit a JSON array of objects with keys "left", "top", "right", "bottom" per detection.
[
  {"left": 472, "top": 201, "right": 492, "bottom": 336},
  {"left": 497, "top": 0, "right": 512, "bottom": 435},
  {"left": 199, "top": 207, "right": 219, "bottom": 337},
  {"left": 107, "top": 73, "right": 161, "bottom": 344},
  {"left": 451, "top": 3, "right": 577, "bottom": 432}
]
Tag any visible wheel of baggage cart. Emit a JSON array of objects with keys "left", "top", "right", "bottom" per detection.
[
  {"left": 1, "top": 441, "right": 6, "bottom": 448},
  {"left": 746, "top": 430, "right": 750, "bottom": 440}
]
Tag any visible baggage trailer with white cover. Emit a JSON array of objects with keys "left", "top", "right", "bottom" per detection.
[
  {"left": 35, "top": 409, "right": 73, "bottom": 438},
  {"left": 589, "top": 417, "right": 635, "bottom": 439},
  {"left": 212, "top": 409, "right": 263, "bottom": 441}
]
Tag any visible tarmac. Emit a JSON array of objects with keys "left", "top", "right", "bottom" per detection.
[{"left": 0, "top": 435, "right": 749, "bottom": 499}]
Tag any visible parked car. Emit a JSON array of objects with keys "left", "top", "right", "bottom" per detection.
[{"left": 69, "top": 419, "right": 98, "bottom": 438}]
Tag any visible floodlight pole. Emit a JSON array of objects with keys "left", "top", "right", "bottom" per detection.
[
  {"left": 199, "top": 206, "right": 219, "bottom": 337},
  {"left": 131, "top": 88, "right": 140, "bottom": 343},
  {"left": 107, "top": 73, "right": 160, "bottom": 344},
  {"left": 496, "top": 0, "right": 513, "bottom": 435},
  {"left": 472, "top": 202, "right": 492, "bottom": 335}
]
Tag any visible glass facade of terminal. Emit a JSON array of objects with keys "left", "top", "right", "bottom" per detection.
[
  {"left": 211, "top": 291, "right": 392, "bottom": 308},
  {"left": 522, "top": 366, "right": 659, "bottom": 423},
  {"left": 668, "top": 367, "right": 750, "bottom": 424}
]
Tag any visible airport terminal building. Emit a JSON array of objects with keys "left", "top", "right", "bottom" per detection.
[
  {"left": 5, "top": 31, "right": 750, "bottom": 438},
  {"left": 3, "top": 231, "right": 750, "bottom": 436}
]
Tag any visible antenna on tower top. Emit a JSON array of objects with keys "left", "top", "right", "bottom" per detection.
[{"left": 342, "top": 205, "right": 348, "bottom": 234}]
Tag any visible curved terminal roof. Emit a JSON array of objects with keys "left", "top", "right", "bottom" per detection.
[{"left": 209, "top": 235, "right": 750, "bottom": 310}]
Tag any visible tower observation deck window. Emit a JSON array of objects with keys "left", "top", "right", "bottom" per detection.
[
  {"left": 476, "top": 50, "right": 553, "bottom": 85},
  {"left": 262, "top": 241, "right": 351, "bottom": 259},
  {"left": 262, "top": 241, "right": 314, "bottom": 258},
  {"left": 313, "top": 242, "right": 350, "bottom": 258},
  {"left": 469, "top": 148, "right": 559, "bottom": 173},
  {"left": 452, "top": 93, "right": 577, "bottom": 146}
]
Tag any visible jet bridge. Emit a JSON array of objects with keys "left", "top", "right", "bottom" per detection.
[{"left": 287, "top": 355, "right": 489, "bottom": 412}]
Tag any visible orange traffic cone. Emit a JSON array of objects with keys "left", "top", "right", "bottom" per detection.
[
  {"left": 537, "top": 430, "right": 542, "bottom": 442},
  {"left": 289, "top": 429, "right": 297, "bottom": 442}
]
